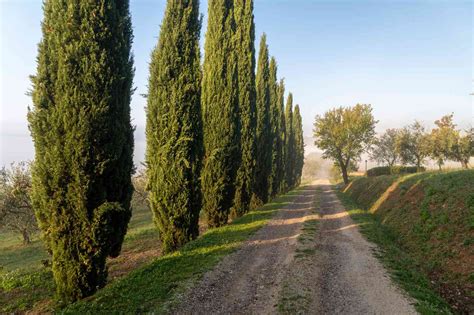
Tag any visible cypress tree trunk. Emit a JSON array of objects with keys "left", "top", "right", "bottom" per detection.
[
  {"left": 252, "top": 34, "right": 272, "bottom": 207},
  {"left": 28, "top": 0, "right": 134, "bottom": 302},
  {"left": 268, "top": 57, "right": 280, "bottom": 198},
  {"left": 284, "top": 93, "right": 295, "bottom": 189},
  {"left": 146, "top": 0, "right": 202, "bottom": 253},
  {"left": 277, "top": 79, "right": 286, "bottom": 193},
  {"left": 293, "top": 105, "right": 305, "bottom": 186},
  {"left": 201, "top": 0, "right": 240, "bottom": 227},
  {"left": 231, "top": 0, "right": 256, "bottom": 218}
]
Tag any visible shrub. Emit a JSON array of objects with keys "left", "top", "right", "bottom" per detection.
[{"left": 367, "top": 166, "right": 425, "bottom": 177}]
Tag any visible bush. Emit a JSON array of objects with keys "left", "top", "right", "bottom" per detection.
[{"left": 367, "top": 166, "right": 425, "bottom": 177}]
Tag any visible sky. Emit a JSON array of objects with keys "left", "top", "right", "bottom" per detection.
[{"left": 1, "top": 0, "right": 473, "bottom": 166}]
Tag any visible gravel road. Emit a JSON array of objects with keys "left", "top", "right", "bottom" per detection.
[
  {"left": 173, "top": 179, "right": 417, "bottom": 315},
  {"left": 173, "top": 186, "right": 315, "bottom": 314},
  {"left": 307, "top": 180, "right": 416, "bottom": 314}
]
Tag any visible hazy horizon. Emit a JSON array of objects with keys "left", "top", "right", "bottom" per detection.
[{"left": 1, "top": 0, "right": 473, "bottom": 166}]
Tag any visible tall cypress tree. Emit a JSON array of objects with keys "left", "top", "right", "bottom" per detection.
[
  {"left": 231, "top": 0, "right": 256, "bottom": 218},
  {"left": 28, "top": 0, "right": 134, "bottom": 302},
  {"left": 146, "top": 0, "right": 202, "bottom": 253},
  {"left": 201, "top": 0, "right": 239, "bottom": 227},
  {"left": 284, "top": 93, "right": 295, "bottom": 189},
  {"left": 268, "top": 57, "right": 280, "bottom": 198},
  {"left": 293, "top": 105, "right": 305, "bottom": 186},
  {"left": 277, "top": 79, "right": 286, "bottom": 193},
  {"left": 252, "top": 34, "right": 272, "bottom": 206}
]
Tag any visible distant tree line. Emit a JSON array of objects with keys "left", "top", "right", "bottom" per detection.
[
  {"left": 24, "top": 0, "right": 304, "bottom": 303},
  {"left": 314, "top": 105, "right": 473, "bottom": 184},
  {"left": 370, "top": 114, "right": 473, "bottom": 170}
]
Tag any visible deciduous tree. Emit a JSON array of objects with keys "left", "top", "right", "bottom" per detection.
[
  {"left": 313, "top": 104, "right": 377, "bottom": 184},
  {"left": 370, "top": 129, "right": 400, "bottom": 167},
  {"left": 396, "top": 121, "right": 430, "bottom": 168},
  {"left": 429, "top": 114, "right": 458, "bottom": 170},
  {"left": 452, "top": 128, "right": 473, "bottom": 169},
  {"left": 0, "top": 162, "right": 36, "bottom": 245}
]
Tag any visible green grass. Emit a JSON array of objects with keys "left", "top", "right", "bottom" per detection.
[
  {"left": 0, "top": 203, "right": 157, "bottom": 313},
  {"left": 345, "top": 171, "right": 473, "bottom": 288},
  {"left": 61, "top": 191, "right": 299, "bottom": 314},
  {"left": 0, "top": 202, "right": 155, "bottom": 272},
  {"left": 294, "top": 189, "right": 320, "bottom": 259},
  {"left": 336, "top": 189, "right": 454, "bottom": 314},
  {"left": 341, "top": 170, "right": 474, "bottom": 313}
]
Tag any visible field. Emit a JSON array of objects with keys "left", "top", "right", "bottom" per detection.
[
  {"left": 0, "top": 203, "right": 159, "bottom": 312},
  {"left": 340, "top": 170, "right": 474, "bottom": 313}
]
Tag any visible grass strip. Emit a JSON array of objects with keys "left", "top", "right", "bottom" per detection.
[{"left": 278, "top": 186, "right": 319, "bottom": 314}]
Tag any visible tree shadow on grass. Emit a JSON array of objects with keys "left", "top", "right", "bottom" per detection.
[{"left": 61, "top": 188, "right": 306, "bottom": 314}]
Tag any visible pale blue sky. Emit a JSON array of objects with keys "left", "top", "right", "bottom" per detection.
[{"left": 1, "top": 0, "right": 473, "bottom": 166}]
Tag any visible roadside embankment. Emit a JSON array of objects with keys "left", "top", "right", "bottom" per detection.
[{"left": 342, "top": 170, "right": 474, "bottom": 313}]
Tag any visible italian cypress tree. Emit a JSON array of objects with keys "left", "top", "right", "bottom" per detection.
[
  {"left": 268, "top": 57, "right": 280, "bottom": 198},
  {"left": 293, "top": 105, "right": 305, "bottom": 186},
  {"left": 28, "top": 0, "right": 134, "bottom": 302},
  {"left": 284, "top": 93, "right": 295, "bottom": 189},
  {"left": 252, "top": 34, "right": 272, "bottom": 206},
  {"left": 231, "top": 0, "right": 257, "bottom": 218},
  {"left": 201, "top": 0, "right": 240, "bottom": 227},
  {"left": 146, "top": 0, "right": 202, "bottom": 253},
  {"left": 277, "top": 79, "right": 286, "bottom": 193}
]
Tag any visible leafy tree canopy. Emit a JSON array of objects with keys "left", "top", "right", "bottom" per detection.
[{"left": 313, "top": 104, "right": 377, "bottom": 184}]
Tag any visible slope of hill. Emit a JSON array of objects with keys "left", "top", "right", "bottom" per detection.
[{"left": 342, "top": 170, "right": 474, "bottom": 313}]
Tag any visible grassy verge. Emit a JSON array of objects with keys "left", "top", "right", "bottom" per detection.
[
  {"left": 336, "top": 190, "right": 453, "bottom": 314},
  {"left": 61, "top": 190, "right": 300, "bottom": 314},
  {"left": 342, "top": 170, "right": 474, "bottom": 313}
]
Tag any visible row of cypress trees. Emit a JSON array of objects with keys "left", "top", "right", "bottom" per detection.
[
  {"left": 28, "top": 0, "right": 304, "bottom": 303},
  {"left": 146, "top": 0, "right": 305, "bottom": 254}
]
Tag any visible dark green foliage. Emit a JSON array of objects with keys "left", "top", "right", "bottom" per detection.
[
  {"left": 284, "top": 93, "right": 296, "bottom": 189},
  {"left": 231, "top": 0, "right": 257, "bottom": 218},
  {"left": 276, "top": 79, "right": 287, "bottom": 194},
  {"left": 268, "top": 57, "right": 281, "bottom": 198},
  {"left": 28, "top": 0, "right": 134, "bottom": 302},
  {"left": 146, "top": 0, "right": 202, "bottom": 253},
  {"left": 293, "top": 105, "right": 304, "bottom": 186},
  {"left": 201, "top": 0, "right": 240, "bottom": 227},
  {"left": 367, "top": 166, "right": 425, "bottom": 177},
  {"left": 252, "top": 34, "right": 272, "bottom": 206}
]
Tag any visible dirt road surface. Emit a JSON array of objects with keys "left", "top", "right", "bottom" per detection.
[
  {"left": 173, "top": 179, "right": 416, "bottom": 314},
  {"left": 306, "top": 181, "right": 416, "bottom": 314}
]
